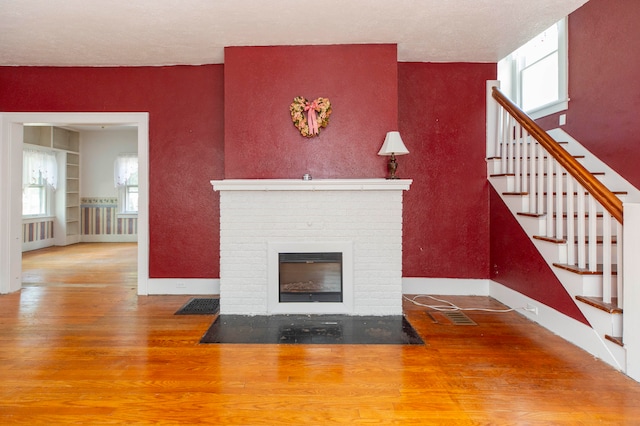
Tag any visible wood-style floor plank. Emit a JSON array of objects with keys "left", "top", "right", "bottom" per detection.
[{"left": 1, "top": 243, "right": 640, "bottom": 424}]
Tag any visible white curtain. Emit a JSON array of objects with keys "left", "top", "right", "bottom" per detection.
[
  {"left": 114, "top": 154, "right": 138, "bottom": 187},
  {"left": 23, "top": 148, "right": 58, "bottom": 189}
]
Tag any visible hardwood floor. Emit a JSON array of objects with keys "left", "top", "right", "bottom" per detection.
[{"left": 2, "top": 243, "right": 640, "bottom": 424}]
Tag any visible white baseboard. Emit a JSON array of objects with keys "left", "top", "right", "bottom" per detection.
[
  {"left": 489, "top": 281, "right": 623, "bottom": 371},
  {"left": 402, "top": 277, "right": 490, "bottom": 295},
  {"left": 145, "top": 278, "right": 220, "bottom": 295},
  {"left": 81, "top": 235, "right": 138, "bottom": 243},
  {"left": 22, "top": 238, "right": 55, "bottom": 252},
  {"left": 402, "top": 277, "right": 623, "bottom": 372}
]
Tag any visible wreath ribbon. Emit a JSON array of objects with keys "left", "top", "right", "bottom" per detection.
[{"left": 304, "top": 100, "right": 319, "bottom": 135}]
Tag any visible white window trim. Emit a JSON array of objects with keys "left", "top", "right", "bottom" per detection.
[
  {"left": 22, "top": 184, "right": 53, "bottom": 219},
  {"left": 115, "top": 153, "right": 139, "bottom": 215},
  {"left": 500, "top": 17, "right": 569, "bottom": 119},
  {"left": 22, "top": 147, "right": 57, "bottom": 218},
  {"left": 117, "top": 185, "right": 139, "bottom": 216}
]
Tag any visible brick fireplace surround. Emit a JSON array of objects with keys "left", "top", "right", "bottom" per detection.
[{"left": 210, "top": 179, "right": 412, "bottom": 316}]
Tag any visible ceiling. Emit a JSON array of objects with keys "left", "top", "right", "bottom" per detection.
[{"left": 1, "top": 0, "right": 588, "bottom": 67}]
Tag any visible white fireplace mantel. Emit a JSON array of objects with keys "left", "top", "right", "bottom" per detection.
[{"left": 210, "top": 178, "right": 412, "bottom": 192}]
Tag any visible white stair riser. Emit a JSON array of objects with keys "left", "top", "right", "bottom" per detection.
[
  {"left": 522, "top": 194, "right": 626, "bottom": 213},
  {"left": 532, "top": 239, "right": 567, "bottom": 264},
  {"left": 532, "top": 236, "right": 617, "bottom": 265},
  {"left": 487, "top": 176, "right": 511, "bottom": 194},
  {"left": 514, "top": 214, "right": 547, "bottom": 236},
  {"left": 513, "top": 213, "right": 618, "bottom": 239},
  {"left": 604, "top": 339, "right": 627, "bottom": 366},
  {"left": 552, "top": 268, "right": 604, "bottom": 298},
  {"left": 499, "top": 192, "right": 529, "bottom": 213},
  {"left": 513, "top": 212, "right": 618, "bottom": 236},
  {"left": 561, "top": 217, "right": 619, "bottom": 236},
  {"left": 487, "top": 156, "right": 588, "bottom": 176},
  {"left": 564, "top": 243, "right": 618, "bottom": 265},
  {"left": 507, "top": 174, "right": 607, "bottom": 194},
  {"left": 577, "top": 303, "right": 623, "bottom": 337}
]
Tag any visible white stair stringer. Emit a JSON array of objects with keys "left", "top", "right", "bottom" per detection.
[
  {"left": 485, "top": 129, "right": 640, "bottom": 372},
  {"left": 489, "top": 172, "right": 625, "bottom": 370}
]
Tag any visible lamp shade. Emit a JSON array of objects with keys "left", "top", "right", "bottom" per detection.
[{"left": 377, "top": 131, "right": 409, "bottom": 156}]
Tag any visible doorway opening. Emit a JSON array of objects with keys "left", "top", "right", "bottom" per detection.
[{"left": 0, "top": 113, "right": 149, "bottom": 295}]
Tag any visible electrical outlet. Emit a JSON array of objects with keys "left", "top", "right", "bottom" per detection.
[
  {"left": 559, "top": 114, "right": 567, "bottom": 126},
  {"left": 526, "top": 303, "right": 538, "bottom": 315},
  {"left": 176, "top": 281, "right": 186, "bottom": 288}
]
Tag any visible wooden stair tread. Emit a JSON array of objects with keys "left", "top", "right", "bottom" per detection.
[
  {"left": 512, "top": 155, "right": 585, "bottom": 160},
  {"left": 526, "top": 171, "right": 604, "bottom": 177},
  {"left": 575, "top": 295, "right": 623, "bottom": 314},
  {"left": 553, "top": 263, "right": 618, "bottom": 275},
  {"left": 517, "top": 212, "right": 545, "bottom": 218},
  {"left": 605, "top": 335, "right": 624, "bottom": 347},
  {"left": 553, "top": 212, "right": 605, "bottom": 218},
  {"left": 486, "top": 153, "right": 582, "bottom": 161},
  {"left": 489, "top": 171, "right": 605, "bottom": 178},
  {"left": 503, "top": 191, "right": 626, "bottom": 197},
  {"left": 542, "top": 191, "right": 627, "bottom": 196},
  {"left": 533, "top": 235, "right": 618, "bottom": 244},
  {"left": 533, "top": 235, "right": 566, "bottom": 244}
]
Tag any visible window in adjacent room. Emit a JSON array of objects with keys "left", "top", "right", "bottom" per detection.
[
  {"left": 114, "top": 154, "right": 138, "bottom": 214},
  {"left": 22, "top": 148, "right": 57, "bottom": 217},
  {"left": 498, "top": 18, "right": 568, "bottom": 119}
]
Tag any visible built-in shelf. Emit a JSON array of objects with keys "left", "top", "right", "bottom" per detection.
[
  {"left": 57, "top": 150, "right": 81, "bottom": 245},
  {"left": 24, "top": 125, "right": 81, "bottom": 247},
  {"left": 24, "top": 125, "right": 79, "bottom": 153}
]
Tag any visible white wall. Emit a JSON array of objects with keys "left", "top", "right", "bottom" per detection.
[{"left": 80, "top": 129, "right": 137, "bottom": 198}]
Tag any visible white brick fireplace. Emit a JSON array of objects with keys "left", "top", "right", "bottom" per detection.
[{"left": 210, "top": 179, "right": 412, "bottom": 316}]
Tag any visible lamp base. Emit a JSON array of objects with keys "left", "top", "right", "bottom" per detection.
[{"left": 387, "top": 154, "right": 399, "bottom": 179}]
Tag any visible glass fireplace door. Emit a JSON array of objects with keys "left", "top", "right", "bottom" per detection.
[{"left": 279, "top": 252, "right": 343, "bottom": 302}]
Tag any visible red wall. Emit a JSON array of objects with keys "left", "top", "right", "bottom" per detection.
[
  {"left": 224, "top": 44, "right": 398, "bottom": 178},
  {"left": 537, "top": 0, "right": 640, "bottom": 188},
  {"left": 0, "top": 65, "right": 225, "bottom": 278},
  {"left": 490, "top": 189, "right": 589, "bottom": 324},
  {"left": 398, "top": 63, "right": 494, "bottom": 278},
  {"left": 1, "top": 54, "right": 497, "bottom": 283}
]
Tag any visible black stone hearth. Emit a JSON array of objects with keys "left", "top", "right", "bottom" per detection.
[{"left": 200, "top": 314, "right": 424, "bottom": 345}]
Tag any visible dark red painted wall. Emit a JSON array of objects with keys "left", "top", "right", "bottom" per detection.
[
  {"left": 537, "top": 0, "right": 640, "bottom": 188},
  {"left": 398, "top": 63, "right": 494, "bottom": 278},
  {"left": 490, "top": 189, "right": 589, "bottom": 324},
  {"left": 224, "top": 47, "right": 493, "bottom": 279},
  {"left": 0, "top": 65, "right": 225, "bottom": 278},
  {"left": 224, "top": 44, "right": 398, "bottom": 179},
  {"left": 1, "top": 55, "right": 497, "bottom": 283}
]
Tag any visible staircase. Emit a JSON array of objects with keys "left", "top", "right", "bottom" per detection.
[{"left": 486, "top": 82, "right": 640, "bottom": 376}]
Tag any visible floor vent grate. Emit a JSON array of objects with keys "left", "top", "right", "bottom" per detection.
[
  {"left": 441, "top": 311, "right": 477, "bottom": 325},
  {"left": 175, "top": 298, "right": 220, "bottom": 315}
]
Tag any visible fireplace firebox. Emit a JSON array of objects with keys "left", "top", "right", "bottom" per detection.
[{"left": 279, "top": 252, "right": 343, "bottom": 303}]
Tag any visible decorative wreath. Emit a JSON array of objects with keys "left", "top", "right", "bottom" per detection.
[{"left": 290, "top": 96, "right": 332, "bottom": 138}]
